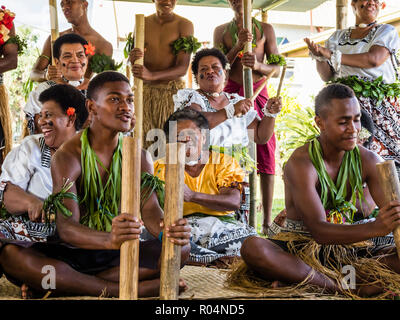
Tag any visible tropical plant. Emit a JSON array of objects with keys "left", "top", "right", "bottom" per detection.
[{"left": 269, "top": 84, "right": 320, "bottom": 165}]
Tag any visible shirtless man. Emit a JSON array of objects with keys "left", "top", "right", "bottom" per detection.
[
  {"left": 30, "top": 0, "right": 112, "bottom": 85},
  {"left": 129, "top": 0, "right": 194, "bottom": 151},
  {"left": 0, "top": 71, "right": 191, "bottom": 298},
  {"left": 214, "top": 0, "right": 281, "bottom": 232},
  {"left": 240, "top": 84, "right": 400, "bottom": 297}
]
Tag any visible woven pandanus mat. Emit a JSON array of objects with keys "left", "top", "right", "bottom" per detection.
[
  {"left": 0, "top": 275, "right": 20, "bottom": 299},
  {"left": 179, "top": 266, "right": 345, "bottom": 300},
  {"left": 0, "top": 266, "right": 345, "bottom": 300}
]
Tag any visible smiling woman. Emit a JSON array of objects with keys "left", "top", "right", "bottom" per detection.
[
  {"left": 23, "top": 33, "right": 89, "bottom": 136},
  {"left": 305, "top": 0, "right": 400, "bottom": 177},
  {"left": 0, "top": 84, "right": 88, "bottom": 244}
]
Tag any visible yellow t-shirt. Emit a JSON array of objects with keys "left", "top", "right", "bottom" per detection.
[{"left": 154, "top": 151, "right": 245, "bottom": 217}]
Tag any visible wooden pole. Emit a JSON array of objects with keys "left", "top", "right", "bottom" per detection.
[
  {"left": 243, "top": 0, "right": 257, "bottom": 228},
  {"left": 376, "top": 161, "right": 400, "bottom": 260},
  {"left": 119, "top": 14, "right": 145, "bottom": 300},
  {"left": 276, "top": 65, "right": 287, "bottom": 97},
  {"left": 159, "top": 143, "right": 185, "bottom": 300},
  {"left": 261, "top": 9, "right": 268, "bottom": 23},
  {"left": 336, "top": 0, "right": 348, "bottom": 30},
  {"left": 48, "top": 0, "right": 59, "bottom": 66}
]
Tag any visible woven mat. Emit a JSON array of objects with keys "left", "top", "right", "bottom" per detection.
[{"left": 0, "top": 266, "right": 345, "bottom": 300}]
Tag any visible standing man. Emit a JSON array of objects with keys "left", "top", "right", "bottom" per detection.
[
  {"left": 214, "top": 0, "right": 281, "bottom": 232},
  {"left": 30, "top": 0, "right": 113, "bottom": 85},
  {"left": 129, "top": 0, "right": 197, "bottom": 152},
  {"left": 0, "top": 8, "right": 18, "bottom": 164}
]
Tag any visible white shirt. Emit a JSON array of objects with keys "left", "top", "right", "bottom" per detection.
[
  {"left": 326, "top": 24, "right": 400, "bottom": 83},
  {"left": 173, "top": 89, "right": 260, "bottom": 147},
  {"left": 0, "top": 134, "right": 52, "bottom": 201}
]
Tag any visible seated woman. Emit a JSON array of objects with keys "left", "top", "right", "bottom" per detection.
[
  {"left": 154, "top": 109, "right": 257, "bottom": 267},
  {"left": 23, "top": 33, "right": 89, "bottom": 135},
  {"left": 173, "top": 48, "right": 281, "bottom": 223},
  {"left": 0, "top": 84, "right": 88, "bottom": 244}
]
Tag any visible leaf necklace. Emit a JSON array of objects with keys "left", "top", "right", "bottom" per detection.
[
  {"left": 308, "top": 137, "right": 365, "bottom": 224},
  {"left": 79, "top": 128, "right": 122, "bottom": 232}
]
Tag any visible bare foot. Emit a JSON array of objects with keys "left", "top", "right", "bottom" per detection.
[
  {"left": 179, "top": 278, "right": 188, "bottom": 293},
  {"left": 21, "top": 283, "right": 31, "bottom": 299},
  {"left": 356, "top": 283, "right": 384, "bottom": 297},
  {"left": 271, "top": 280, "right": 285, "bottom": 288}
]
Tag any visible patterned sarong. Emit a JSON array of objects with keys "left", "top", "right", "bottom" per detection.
[
  {"left": 358, "top": 95, "right": 400, "bottom": 168},
  {"left": 187, "top": 213, "right": 257, "bottom": 264},
  {"left": 0, "top": 215, "right": 55, "bottom": 243}
]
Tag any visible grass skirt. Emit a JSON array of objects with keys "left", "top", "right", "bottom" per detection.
[
  {"left": 227, "top": 231, "right": 400, "bottom": 299},
  {"left": 142, "top": 80, "right": 185, "bottom": 151}
]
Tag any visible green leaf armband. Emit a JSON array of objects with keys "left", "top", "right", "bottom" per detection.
[
  {"left": 5, "top": 35, "right": 28, "bottom": 56},
  {"left": 123, "top": 32, "right": 134, "bottom": 59},
  {"left": 89, "top": 53, "right": 123, "bottom": 73},
  {"left": 171, "top": 36, "right": 201, "bottom": 56},
  {"left": 267, "top": 54, "right": 286, "bottom": 66},
  {"left": 42, "top": 179, "right": 78, "bottom": 223}
]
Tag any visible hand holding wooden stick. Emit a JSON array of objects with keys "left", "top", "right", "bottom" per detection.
[{"left": 376, "top": 160, "right": 400, "bottom": 260}]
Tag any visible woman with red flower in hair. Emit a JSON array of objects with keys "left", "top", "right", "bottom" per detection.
[{"left": 0, "top": 84, "right": 88, "bottom": 247}]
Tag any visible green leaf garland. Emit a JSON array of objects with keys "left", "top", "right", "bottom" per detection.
[
  {"left": 89, "top": 53, "right": 123, "bottom": 74},
  {"left": 331, "top": 75, "right": 400, "bottom": 104},
  {"left": 171, "top": 36, "right": 201, "bottom": 56},
  {"left": 308, "top": 137, "right": 365, "bottom": 224},
  {"left": 5, "top": 35, "right": 27, "bottom": 56}
]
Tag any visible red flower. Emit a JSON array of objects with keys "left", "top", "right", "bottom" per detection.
[
  {"left": 66, "top": 107, "right": 75, "bottom": 116},
  {"left": 2, "top": 13, "right": 14, "bottom": 30},
  {"left": 84, "top": 42, "right": 95, "bottom": 56},
  {"left": 381, "top": 2, "right": 386, "bottom": 9}
]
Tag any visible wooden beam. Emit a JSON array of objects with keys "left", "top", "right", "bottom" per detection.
[
  {"left": 119, "top": 14, "right": 145, "bottom": 300},
  {"left": 160, "top": 143, "right": 185, "bottom": 300}
]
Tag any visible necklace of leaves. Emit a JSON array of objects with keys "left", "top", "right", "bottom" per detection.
[
  {"left": 79, "top": 128, "right": 122, "bottom": 232},
  {"left": 225, "top": 18, "right": 263, "bottom": 58},
  {"left": 308, "top": 137, "right": 365, "bottom": 224}
]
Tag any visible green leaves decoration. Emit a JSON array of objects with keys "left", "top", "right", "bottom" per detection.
[
  {"left": 140, "top": 171, "right": 165, "bottom": 209},
  {"left": 123, "top": 32, "right": 134, "bottom": 59},
  {"left": 171, "top": 36, "right": 201, "bottom": 56},
  {"left": 89, "top": 53, "right": 123, "bottom": 74},
  {"left": 267, "top": 54, "right": 286, "bottom": 66},
  {"left": 331, "top": 75, "right": 400, "bottom": 104},
  {"left": 308, "top": 138, "right": 365, "bottom": 224},
  {"left": 5, "top": 35, "right": 28, "bottom": 55},
  {"left": 42, "top": 179, "right": 78, "bottom": 223}
]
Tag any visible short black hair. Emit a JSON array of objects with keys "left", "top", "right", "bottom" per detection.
[
  {"left": 39, "top": 84, "right": 88, "bottom": 130},
  {"left": 87, "top": 71, "right": 130, "bottom": 100},
  {"left": 315, "top": 83, "right": 356, "bottom": 118},
  {"left": 53, "top": 33, "right": 88, "bottom": 60},
  {"left": 163, "top": 109, "right": 209, "bottom": 141},
  {"left": 191, "top": 48, "right": 229, "bottom": 77}
]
